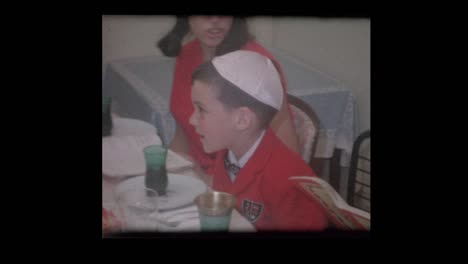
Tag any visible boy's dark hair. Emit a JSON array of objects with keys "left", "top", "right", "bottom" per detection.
[
  {"left": 157, "top": 16, "right": 253, "bottom": 57},
  {"left": 192, "top": 61, "right": 278, "bottom": 129}
]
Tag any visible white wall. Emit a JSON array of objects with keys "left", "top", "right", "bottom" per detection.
[
  {"left": 102, "top": 15, "right": 173, "bottom": 65},
  {"left": 272, "top": 17, "right": 370, "bottom": 133},
  {"left": 102, "top": 15, "right": 275, "bottom": 66},
  {"left": 102, "top": 15, "right": 370, "bottom": 133},
  {"left": 247, "top": 16, "right": 274, "bottom": 47}
]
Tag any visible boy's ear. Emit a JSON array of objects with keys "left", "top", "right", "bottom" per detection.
[{"left": 234, "top": 106, "right": 255, "bottom": 130}]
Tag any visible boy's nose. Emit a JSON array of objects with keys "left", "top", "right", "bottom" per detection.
[{"left": 189, "top": 111, "right": 197, "bottom": 127}]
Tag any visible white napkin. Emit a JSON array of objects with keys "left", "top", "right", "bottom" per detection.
[
  {"left": 166, "top": 149, "right": 194, "bottom": 173},
  {"left": 159, "top": 205, "right": 198, "bottom": 219},
  {"left": 157, "top": 205, "right": 200, "bottom": 232},
  {"left": 102, "top": 134, "right": 162, "bottom": 178},
  {"left": 169, "top": 218, "right": 200, "bottom": 231}
]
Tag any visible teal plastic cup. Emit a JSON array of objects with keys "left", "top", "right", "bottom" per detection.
[{"left": 194, "top": 191, "right": 236, "bottom": 231}]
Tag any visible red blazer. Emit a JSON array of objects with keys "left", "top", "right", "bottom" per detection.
[{"left": 209, "top": 128, "right": 327, "bottom": 231}]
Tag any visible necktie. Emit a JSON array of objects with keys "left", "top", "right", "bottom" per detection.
[{"left": 224, "top": 155, "right": 240, "bottom": 177}]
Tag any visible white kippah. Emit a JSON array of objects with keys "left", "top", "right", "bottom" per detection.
[{"left": 212, "top": 50, "right": 283, "bottom": 110}]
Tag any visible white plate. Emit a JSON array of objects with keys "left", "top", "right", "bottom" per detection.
[
  {"left": 115, "top": 174, "right": 207, "bottom": 211},
  {"left": 112, "top": 117, "right": 157, "bottom": 136}
]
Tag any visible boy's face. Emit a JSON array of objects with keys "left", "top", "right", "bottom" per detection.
[{"left": 189, "top": 80, "right": 237, "bottom": 153}]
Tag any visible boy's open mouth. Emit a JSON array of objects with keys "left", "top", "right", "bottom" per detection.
[{"left": 196, "top": 131, "right": 205, "bottom": 139}]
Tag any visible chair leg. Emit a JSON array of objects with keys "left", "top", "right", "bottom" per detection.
[
  {"left": 310, "top": 158, "right": 325, "bottom": 178},
  {"left": 329, "top": 149, "right": 342, "bottom": 192}
]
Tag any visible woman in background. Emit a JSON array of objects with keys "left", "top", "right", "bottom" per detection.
[{"left": 158, "top": 16, "right": 299, "bottom": 171}]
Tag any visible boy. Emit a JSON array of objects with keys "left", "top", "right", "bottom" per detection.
[{"left": 188, "top": 50, "right": 327, "bottom": 231}]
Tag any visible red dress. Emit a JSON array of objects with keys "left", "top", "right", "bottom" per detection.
[
  {"left": 169, "top": 39, "right": 292, "bottom": 170},
  {"left": 209, "top": 128, "right": 327, "bottom": 231}
]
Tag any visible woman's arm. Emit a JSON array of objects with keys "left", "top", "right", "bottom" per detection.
[
  {"left": 168, "top": 123, "right": 190, "bottom": 155},
  {"left": 269, "top": 95, "right": 300, "bottom": 155},
  {"left": 169, "top": 124, "right": 213, "bottom": 185}
]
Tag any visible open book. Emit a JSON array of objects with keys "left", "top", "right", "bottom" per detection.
[{"left": 289, "top": 176, "right": 370, "bottom": 230}]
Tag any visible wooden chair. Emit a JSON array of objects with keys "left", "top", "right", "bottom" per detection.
[
  {"left": 287, "top": 94, "right": 321, "bottom": 168},
  {"left": 347, "top": 130, "right": 371, "bottom": 212}
]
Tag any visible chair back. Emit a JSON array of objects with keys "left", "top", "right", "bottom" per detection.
[
  {"left": 347, "top": 130, "right": 371, "bottom": 212},
  {"left": 287, "top": 94, "right": 321, "bottom": 167}
]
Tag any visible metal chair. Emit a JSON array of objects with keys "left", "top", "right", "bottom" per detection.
[
  {"left": 347, "top": 130, "right": 371, "bottom": 212},
  {"left": 287, "top": 94, "right": 321, "bottom": 168}
]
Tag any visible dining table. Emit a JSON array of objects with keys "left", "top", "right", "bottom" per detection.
[{"left": 102, "top": 116, "right": 256, "bottom": 235}]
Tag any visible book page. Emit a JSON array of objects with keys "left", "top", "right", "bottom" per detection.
[{"left": 290, "top": 176, "right": 370, "bottom": 230}]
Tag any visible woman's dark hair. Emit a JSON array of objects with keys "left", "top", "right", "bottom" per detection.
[
  {"left": 157, "top": 16, "right": 252, "bottom": 57},
  {"left": 191, "top": 61, "right": 277, "bottom": 129},
  {"left": 157, "top": 17, "right": 190, "bottom": 57}
]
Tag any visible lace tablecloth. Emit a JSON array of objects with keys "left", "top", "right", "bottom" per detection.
[{"left": 289, "top": 89, "right": 357, "bottom": 166}]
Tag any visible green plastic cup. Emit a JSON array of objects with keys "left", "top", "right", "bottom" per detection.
[{"left": 143, "top": 145, "right": 168, "bottom": 196}]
